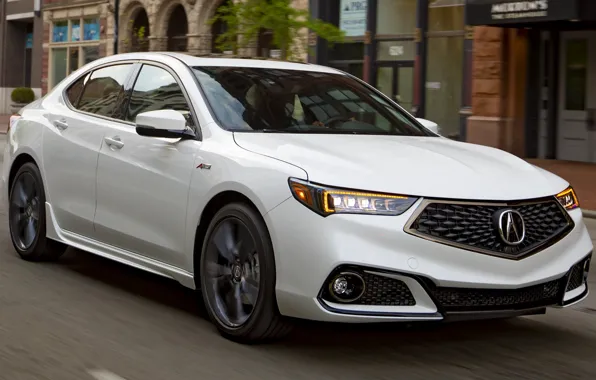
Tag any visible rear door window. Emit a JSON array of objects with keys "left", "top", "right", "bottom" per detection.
[{"left": 76, "top": 64, "right": 134, "bottom": 118}]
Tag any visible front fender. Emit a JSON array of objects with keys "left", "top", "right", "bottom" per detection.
[{"left": 183, "top": 141, "right": 308, "bottom": 273}]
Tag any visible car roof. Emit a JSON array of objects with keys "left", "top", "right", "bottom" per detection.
[{"left": 95, "top": 51, "right": 345, "bottom": 74}]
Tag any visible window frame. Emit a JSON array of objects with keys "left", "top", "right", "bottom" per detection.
[
  {"left": 61, "top": 59, "right": 202, "bottom": 140},
  {"left": 49, "top": 17, "right": 102, "bottom": 90},
  {"left": 62, "top": 60, "right": 138, "bottom": 125}
]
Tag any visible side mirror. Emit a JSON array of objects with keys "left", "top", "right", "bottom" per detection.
[
  {"left": 416, "top": 118, "right": 440, "bottom": 135},
  {"left": 135, "top": 109, "right": 196, "bottom": 139}
]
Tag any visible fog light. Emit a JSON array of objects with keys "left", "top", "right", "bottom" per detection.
[{"left": 328, "top": 272, "right": 365, "bottom": 303}]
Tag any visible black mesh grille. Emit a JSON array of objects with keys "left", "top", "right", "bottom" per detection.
[
  {"left": 566, "top": 260, "right": 587, "bottom": 292},
  {"left": 409, "top": 199, "right": 571, "bottom": 257},
  {"left": 358, "top": 273, "right": 416, "bottom": 306},
  {"left": 321, "top": 271, "right": 416, "bottom": 306},
  {"left": 429, "top": 280, "right": 561, "bottom": 312}
]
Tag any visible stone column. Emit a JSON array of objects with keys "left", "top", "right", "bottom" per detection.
[
  {"left": 148, "top": 36, "right": 168, "bottom": 51},
  {"left": 466, "top": 27, "right": 529, "bottom": 156},
  {"left": 466, "top": 27, "right": 506, "bottom": 149}
]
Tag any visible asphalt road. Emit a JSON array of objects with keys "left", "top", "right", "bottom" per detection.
[{"left": 1, "top": 134, "right": 596, "bottom": 379}]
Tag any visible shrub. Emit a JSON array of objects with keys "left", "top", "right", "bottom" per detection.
[{"left": 11, "top": 87, "right": 35, "bottom": 104}]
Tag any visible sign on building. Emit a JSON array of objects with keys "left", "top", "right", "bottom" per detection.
[{"left": 339, "top": 0, "right": 368, "bottom": 37}]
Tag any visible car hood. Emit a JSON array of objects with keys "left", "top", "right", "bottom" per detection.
[{"left": 233, "top": 133, "right": 569, "bottom": 201}]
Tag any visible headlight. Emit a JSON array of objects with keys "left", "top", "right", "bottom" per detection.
[
  {"left": 556, "top": 186, "right": 580, "bottom": 210},
  {"left": 288, "top": 178, "right": 418, "bottom": 216}
]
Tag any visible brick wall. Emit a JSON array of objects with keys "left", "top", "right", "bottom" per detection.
[
  {"left": 466, "top": 26, "right": 506, "bottom": 149},
  {"left": 41, "top": 21, "right": 50, "bottom": 95}
]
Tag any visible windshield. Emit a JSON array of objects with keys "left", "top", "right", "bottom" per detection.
[{"left": 191, "top": 66, "right": 435, "bottom": 136}]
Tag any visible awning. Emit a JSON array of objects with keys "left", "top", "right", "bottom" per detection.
[{"left": 465, "top": 0, "right": 583, "bottom": 26}]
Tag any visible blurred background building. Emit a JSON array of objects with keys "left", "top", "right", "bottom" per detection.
[{"left": 1, "top": 0, "right": 594, "bottom": 164}]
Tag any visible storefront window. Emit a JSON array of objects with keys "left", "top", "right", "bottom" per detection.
[
  {"left": 51, "top": 48, "right": 68, "bottom": 86},
  {"left": 377, "top": 0, "right": 417, "bottom": 36},
  {"left": 328, "top": 41, "right": 364, "bottom": 79},
  {"left": 49, "top": 17, "right": 102, "bottom": 89},
  {"left": 52, "top": 21, "right": 68, "bottom": 42},
  {"left": 425, "top": 1, "right": 464, "bottom": 139}
]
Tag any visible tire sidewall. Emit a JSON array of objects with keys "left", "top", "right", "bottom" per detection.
[
  {"left": 8, "top": 163, "right": 47, "bottom": 257},
  {"left": 199, "top": 202, "right": 278, "bottom": 339}
]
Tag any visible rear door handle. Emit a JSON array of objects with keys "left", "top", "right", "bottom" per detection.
[
  {"left": 53, "top": 119, "right": 68, "bottom": 131},
  {"left": 104, "top": 136, "right": 124, "bottom": 149}
]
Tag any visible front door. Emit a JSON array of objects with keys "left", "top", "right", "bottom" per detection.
[
  {"left": 93, "top": 63, "right": 197, "bottom": 270},
  {"left": 376, "top": 63, "right": 415, "bottom": 114},
  {"left": 558, "top": 31, "right": 596, "bottom": 163}
]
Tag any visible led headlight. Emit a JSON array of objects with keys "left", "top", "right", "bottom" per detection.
[
  {"left": 556, "top": 186, "right": 580, "bottom": 210},
  {"left": 288, "top": 178, "right": 418, "bottom": 216}
]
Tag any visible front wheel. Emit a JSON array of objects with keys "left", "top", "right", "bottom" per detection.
[{"left": 199, "top": 202, "right": 292, "bottom": 343}]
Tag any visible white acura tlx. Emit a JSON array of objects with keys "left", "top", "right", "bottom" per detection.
[{"left": 2, "top": 52, "right": 593, "bottom": 343}]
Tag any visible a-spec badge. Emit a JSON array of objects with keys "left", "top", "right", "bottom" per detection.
[{"left": 196, "top": 163, "right": 212, "bottom": 170}]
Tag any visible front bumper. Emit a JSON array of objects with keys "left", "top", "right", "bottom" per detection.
[{"left": 265, "top": 197, "right": 593, "bottom": 323}]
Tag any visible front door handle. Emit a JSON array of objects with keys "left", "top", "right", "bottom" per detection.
[
  {"left": 104, "top": 136, "right": 124, "bottom": 149},
  {"left": 53, "top": 119, "right": 68, "bottom": 131}
]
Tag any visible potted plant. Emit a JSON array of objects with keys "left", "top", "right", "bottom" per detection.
[{"left": 10, "top": 87, "right": 35, "bottom": 113}]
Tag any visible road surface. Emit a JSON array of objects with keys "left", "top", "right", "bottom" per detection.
[{"left": 1, "top": 134, "right": 596, "bottom": 380}]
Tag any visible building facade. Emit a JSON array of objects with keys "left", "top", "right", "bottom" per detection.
[
  {"left": 309, "top": 0, "right": 596, "bottom": 164},
  {"left": 466, "top": 0, "right": 596, "bottom": 164},
  {"left": 310, "top": 0, "right": 470, "bottom": 141},
  {"left": 0, "top": 0, "right": 44, "bottom": 113},
  {"left": 41, "top": 0, "right": 309, "bottom": 95}
]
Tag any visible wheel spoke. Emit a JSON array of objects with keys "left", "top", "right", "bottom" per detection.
[
  {"left": 22, "top": 174, "right": 36, "bottom": 199},
  {"left": 213, "top": 221, "right": 236, "bottom": 263},
  {"left": 205, "top": 261, "right": 232, "bottom": 277},
  {"left": 241, "top": 279, "right": 259, "bottom": 306},
  {"left": 236, "top": 226, "right": 254, "bottom": 260},
  {"left": 22, "top": 218, "right": 36, "bottom": 247},
  {"left": 12, "top": 180, "right": 27, "bottom": 208},
  {"left": 227, "top": 284, "right": 246, "bottom": 323}
]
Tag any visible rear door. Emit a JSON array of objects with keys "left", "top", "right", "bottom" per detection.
[{"left": 43, "top": 62, "right": 136, "bottom": 238}]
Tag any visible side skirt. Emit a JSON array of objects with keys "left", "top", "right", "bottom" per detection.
[{"left": 44, "top": 202, "right": 196, "bottom": 289}]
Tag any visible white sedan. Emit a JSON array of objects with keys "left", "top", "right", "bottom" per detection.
[{"left": 2, "top": 52, "right": 593, "bottom": 344}]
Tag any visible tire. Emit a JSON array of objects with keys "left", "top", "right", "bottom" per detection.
[
  {"left": 8, "top": 162, "right": 67, "bottom": 262},
  {"left": 199, "top": 202, "right": 292, "bottom": 343}
]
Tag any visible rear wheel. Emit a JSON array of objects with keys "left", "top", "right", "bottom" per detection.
[
  {"left": 199, "top": 202, "right": 292, "bottom": 343},
  {"left": 8, "top": 162, "right": 67, "bottom": 261}
]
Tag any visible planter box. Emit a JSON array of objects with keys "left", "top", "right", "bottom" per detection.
[{"left": 10, "top": 103, "right": 27, "bottom": 114}]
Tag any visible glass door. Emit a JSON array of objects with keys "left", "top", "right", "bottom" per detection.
[
  {"left": 376, "top": 62, "right": 415, "bottom": 114},
  {"left": 558, "top": 31, "right": 596, "bottom": 163}
]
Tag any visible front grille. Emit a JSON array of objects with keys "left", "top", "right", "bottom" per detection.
[
  {"left": 428, "top": 280, "right": 561, "bottom": 312},
  {"left": 407, "top": 199, "right": 572, "bottom": 258},
  {"left": 358, "top": 273, "right": 416, "bottom": 306}
]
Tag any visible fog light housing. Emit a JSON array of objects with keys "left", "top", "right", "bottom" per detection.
[
  {"left": 328, "top": 272, "right": 365, "bottom": 303},
  {"left": 583, "top": 258, "right": 591, "bottom": 282}
]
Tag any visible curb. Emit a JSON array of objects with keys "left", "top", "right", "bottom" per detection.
[{"left": 583, "top": 210, "right": 596, "bottom": 220}]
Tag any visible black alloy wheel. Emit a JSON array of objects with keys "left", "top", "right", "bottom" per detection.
[
  {"left": 199, "top": 202, "right": 292, "bottom": 343},
  {"left": 8, "top": 163, "right": 67, "bottom": 261}
]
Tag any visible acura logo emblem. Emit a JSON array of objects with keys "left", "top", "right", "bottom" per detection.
[{"left": 496, "top": 209, "right": 526, "bottom": 246}]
